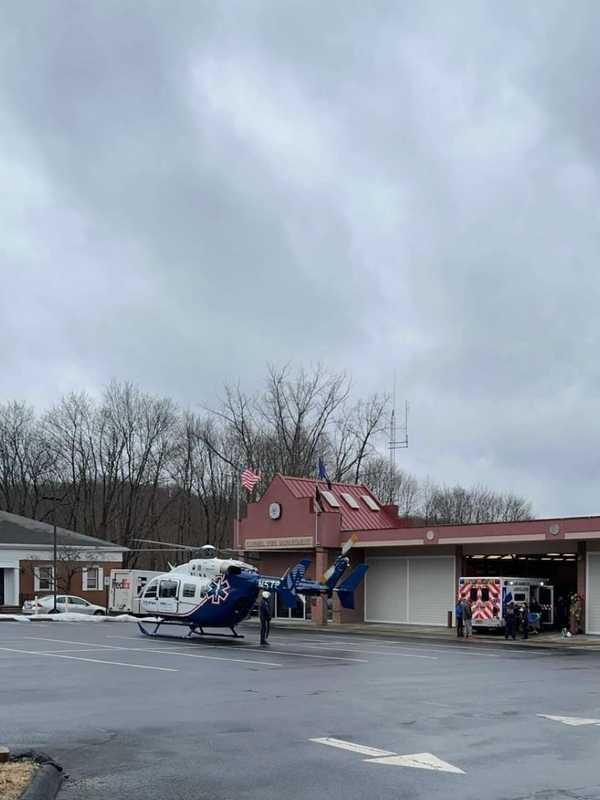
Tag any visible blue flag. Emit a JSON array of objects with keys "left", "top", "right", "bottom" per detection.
[{"left": 318, "top": 458, "right": 332, "bottom": 490}]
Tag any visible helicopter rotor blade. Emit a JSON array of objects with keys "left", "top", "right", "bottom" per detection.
[
  {"left": 126, "top": 548, "right": 190, "bottom": 553},
  {"left": 322, "top": 534, "right": 358, "bottom": 582},
  {"left": 341, "top": 533, "right": 358, "bottom": 556},
  {"left": 131, "top": 538, "right": 205, "bottom": 551}
]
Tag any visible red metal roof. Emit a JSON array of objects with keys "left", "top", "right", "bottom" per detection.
[{"left": 277, "top": 474, "right": 400, "bottom": 532}]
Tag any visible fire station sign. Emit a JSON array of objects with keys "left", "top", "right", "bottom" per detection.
[{"left": 245, "top": 536, "right": 313, "bottom": 550}]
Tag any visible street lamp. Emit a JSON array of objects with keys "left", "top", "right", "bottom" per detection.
[{"left": 42, "top": 494, "right": 66, "bottom": 614}]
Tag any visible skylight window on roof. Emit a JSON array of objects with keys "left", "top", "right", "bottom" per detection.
[
  {"left": 361, "top": 495, "right": 380, "bottom": 511},
  {"left": 341, "top": 492, "right": 360, "bottom": 509},
  {"left": 321, "top": 490, "right": 340, "bottom": 508}
]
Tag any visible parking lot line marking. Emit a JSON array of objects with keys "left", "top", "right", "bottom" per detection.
[
  {"left": 0, "top": 645, "right": 178, "bottom": 672},
  {"left": 233, "top": 646, "right": 368, "bottom": 663},
  {"left": 134, "top": 646, "right": 282, "bottom": 667},
  {"left": 23, "top": 637, "right": 282, "bottom": 667},
  {"left": 310, "top": 737, "right": 395, "bottom": 758},
  {"left": 24, "top": 636, "right": 119, "bottom": 649},
  {"left": 33, "top": 647, "right": 120, "bottom": 653},
  {"left": 104, "top": 635, "right": 368, "bottom": 663},
  {"left": 269, "top": 635, "right": 546, "bottom": 657},
  {"left": 284, "top": 639, "right": 511, "bottom": 659},
  {"left": 259, "top": 640, "right": 438, "bottom": 660}
]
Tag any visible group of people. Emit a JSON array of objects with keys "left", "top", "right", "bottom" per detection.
[
  {"left": 455, "top": 598, "right": 474, "bottom": 638},
  {"left": 455, "top": 598, "right": 530, "bottom": 640}
]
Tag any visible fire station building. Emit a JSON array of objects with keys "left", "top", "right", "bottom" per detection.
[{"left": 240, "top": 474, "right": 600, "bottom": 634}]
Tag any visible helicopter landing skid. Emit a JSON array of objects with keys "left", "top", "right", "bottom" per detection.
[{"left": 137, "top": 619, "right": 244, "bottom": 640}]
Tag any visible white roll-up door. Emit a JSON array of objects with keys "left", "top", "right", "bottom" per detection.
[
  {"left": 586, "top": 553, "right": 600, "bottom": 634},
  {"left": 365, "top": 558, "right": 408, "bottom": 623},
  {"left": 408, "top": 557, "right": 454, "bottom": 626},
  {"left": 365, "top": 555, "right": 454, "bottom": 626}
]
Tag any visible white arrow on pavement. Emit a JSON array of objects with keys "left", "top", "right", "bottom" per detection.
[
  {"left": 366, "top": 753, "right": 465, "bottom": 774},
  {"left": 537, "top": 714, "right": 600, "bottom": 727},
  {"left": 309, "top": 737, "right": 464, "bottom": 774}
]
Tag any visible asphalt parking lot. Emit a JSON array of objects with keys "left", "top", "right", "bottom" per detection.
[{"left": 2, "top": 621, "right": 600, "bottom": 800}]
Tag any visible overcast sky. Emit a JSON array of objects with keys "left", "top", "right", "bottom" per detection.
[{"left": 1, "top": 2, "right": 599, "bottom": 517}]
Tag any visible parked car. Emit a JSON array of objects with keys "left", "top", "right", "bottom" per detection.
[{"left": 22, "top": 595, "right": 106, "bottom": 615}]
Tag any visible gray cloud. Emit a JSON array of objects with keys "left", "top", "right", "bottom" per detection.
[{"left": 1, "top": 1, "right": 600, "bottom": 515}]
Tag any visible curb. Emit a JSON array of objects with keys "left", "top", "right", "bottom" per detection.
[
  {"left": 20, "top": 764, "right": 64, "bottom": 800},
  {"left": 10, "top": 752, "right": 65, "bottom": 800}
]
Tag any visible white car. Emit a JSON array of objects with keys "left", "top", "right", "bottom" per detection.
[{"left": 22, "top": 595, "right": 106, "bottom": 616}]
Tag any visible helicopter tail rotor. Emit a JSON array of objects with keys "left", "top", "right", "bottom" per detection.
[{"left": 321, "top": 534, "right": 358, "bottom": 588}]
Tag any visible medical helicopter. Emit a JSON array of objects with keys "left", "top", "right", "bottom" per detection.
[{"left": 130, "top": 537, "right": 367, "bottom": 639}]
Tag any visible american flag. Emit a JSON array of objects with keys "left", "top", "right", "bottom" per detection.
[{"left": 241, "top": 467, "right": 261, "bottom": 491}]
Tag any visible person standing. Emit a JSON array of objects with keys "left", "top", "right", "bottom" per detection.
[
  {"left": 456, "top": 597, "right": 464, "bottom": 638},
  {"left": 504, "top": 603, "right": 517, "bottom": 641},
  {"left": 569, "top": 594, "right": 583, "bottom": 636},
  {"left": 556, "top": 596, "right": 568, "bottom": 632},
  {"left": 259, "top": 591, "right": 272, "bottom": 645},
  {"left": 463, "top": 600, "right": 473, "bottom": 639},
  {"left": 521, "top": 602, "right": 529, "bottom": 640}
]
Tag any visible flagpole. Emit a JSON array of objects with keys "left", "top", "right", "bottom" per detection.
[
  {"left": 314, "top": 480, "right": 319, "bottom": 547},
  {"left": 235, "top": 467, "right": 241, "bottom": 551}
]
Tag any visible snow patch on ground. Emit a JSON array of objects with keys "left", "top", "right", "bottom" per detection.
[{"left": 2, "top": 613, "right": 161, "bottom": 623}]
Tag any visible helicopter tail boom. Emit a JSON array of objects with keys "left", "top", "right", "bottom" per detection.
[{"left": 259, "top": 559, "right": 311, "bottom": 608}]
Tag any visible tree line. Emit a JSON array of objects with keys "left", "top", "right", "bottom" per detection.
[{"left": 0, "top": 365, "right": 532, "bottom": 569}]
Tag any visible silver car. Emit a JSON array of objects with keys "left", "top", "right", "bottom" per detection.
[{"left": 22, "top": 595, "right": 106, "bottom": 615}]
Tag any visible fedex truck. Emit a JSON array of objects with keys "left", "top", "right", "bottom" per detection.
[
  {"left": 458, "top": 576, "right": 554, "bottom": 631},
  {"left": 109, "top": 570, "right": 162, "bottom": 615}
]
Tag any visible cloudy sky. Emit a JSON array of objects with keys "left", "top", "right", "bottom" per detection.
[{"left": 1, "top": 1, "right": 599, "bottom": 517}]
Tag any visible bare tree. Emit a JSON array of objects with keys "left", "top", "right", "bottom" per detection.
[
  {"left": 331, "top": 395, "right": 389, "bottom": 483},
  {"left": 359, "top": 456, "right": 420, "bottom": 514},
  {"left": 419, "top": 482, "right": 532, "bottom": 525},
  {"left": 0, "top": 401, "right": 52, "bottom": 517},
  {"left": 0, "top": 368, "right": 534, "bottom": 571}
]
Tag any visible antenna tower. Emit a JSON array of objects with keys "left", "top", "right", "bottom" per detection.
[{"left": 389, "top": 376, "right": 408, "bottom": 504}]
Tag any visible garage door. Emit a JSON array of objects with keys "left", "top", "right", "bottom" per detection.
[
  {"left": 365, "top": 556, "right": 454, "bottom": 626},
  {"left": 586, "top": 553, "right": 600, "bottom": 634}
]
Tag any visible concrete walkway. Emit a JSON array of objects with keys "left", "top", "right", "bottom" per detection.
[{"left": 251, "top": 619, "right": 600, "bottom": 649}]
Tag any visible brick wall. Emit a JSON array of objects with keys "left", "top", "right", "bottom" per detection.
[{"left": 20, "top": 560, "right": 122, "bottom": 606}]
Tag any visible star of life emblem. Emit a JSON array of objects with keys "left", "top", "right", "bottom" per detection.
[{"left": 205, "top": 576, "right": 231, "bottom": 605}]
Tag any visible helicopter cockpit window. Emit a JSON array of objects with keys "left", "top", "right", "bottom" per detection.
[
  {"left": 144, "top": 581, "right": 158, "bottom": 598},
  {"left": 159, "top": 580, "right": 178, "bottom": 599},
  {"left": 182, "top": 583, "right": 196, "bottom": 599}
]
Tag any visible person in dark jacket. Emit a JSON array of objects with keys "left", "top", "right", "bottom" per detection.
[
  {"left": 463, "top": 600, "right": 473, "bottom": 638},
  {"left": 521, "top": 602, "right": 529, "bottom": 640},
  {"left": 455, "top": 598, "right": 464, "bottom": 638},
  {"left": 556, "top": 596, "right": 568, "bottom": 631},
  {"left": 259, "top": 591, "right": 272, "bottom": 645},
  {"left": 504, "top": 603, "right": 517, "bottom": 640}
]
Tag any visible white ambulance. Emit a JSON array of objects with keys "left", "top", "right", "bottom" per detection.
[
  {"left": 109, "top": 569, "right": 162, "bottom": 615},
  {"left": 458, "top": 576, "right": 554, "bottom": 631}
]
